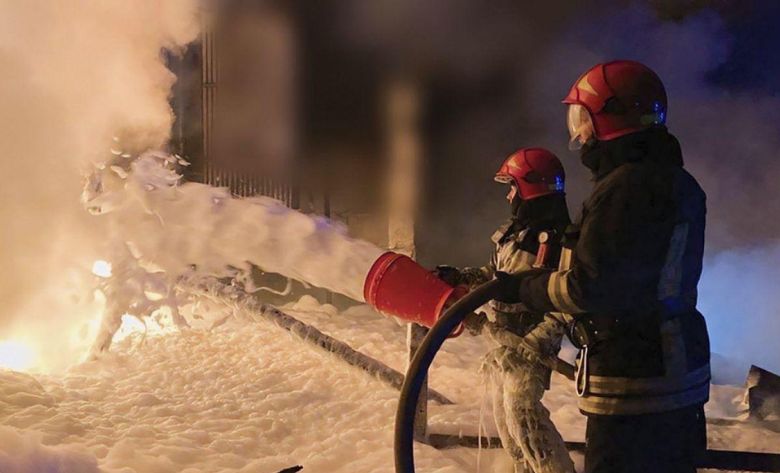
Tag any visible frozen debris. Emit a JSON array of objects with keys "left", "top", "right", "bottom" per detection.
[
  {"left": 110, "top": 148, "right": 123, "bottom": 156},
  {"left": 85, "top": 149, "right": 383, "bottom": 303},
  {"left": 84, "top": 148, "right": 392, "bottom": 353},
  {"left": 121, "top": 153, "right": 132, "bottom": 159},
  {"left": 746, "top": 365, "right": 780, "bottom": 420},
  {"left": 187, "top": 279, "right": 455, "bottom": 404},
  {"left": 88, "top": 244, "right": 190, "bottom": 356},
  {"left": 109, "top": 165, "right": 128, "bottom": 179}
]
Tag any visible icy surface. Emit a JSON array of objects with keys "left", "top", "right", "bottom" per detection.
[{"left": 1, "top": 296, "right": 779, "bottom": 473}]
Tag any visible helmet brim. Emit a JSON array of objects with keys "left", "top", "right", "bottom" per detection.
[{"left": 494, "top": 174, "right": 514, "bottom": 184}]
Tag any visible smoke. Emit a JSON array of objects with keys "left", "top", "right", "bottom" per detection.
[
  {"left": 0, "top": 1, "right": 198, "bottom": 371},
  {"left": 330, "top": 0, "right": 597, "bottom": 267},
  {"left": 698, "top": 245, "right": 780, "bottom": 377}
]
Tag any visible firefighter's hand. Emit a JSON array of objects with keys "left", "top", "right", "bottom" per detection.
[
  {"left": 463, "top": 311, "right": 487, "bottom": 336},
  {"left": 493, "top": 269, "right": 551, "bottom": 305},
  {"left": 493, "top": 271, "right": 522, "bottom": 303},
  {"left": 432, "top": 265, "right": 462, "bottom": 286}
]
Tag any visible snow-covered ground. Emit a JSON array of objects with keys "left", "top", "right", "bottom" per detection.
[{"left": 1, "top": 295, "right": 779, "bottom": 473}]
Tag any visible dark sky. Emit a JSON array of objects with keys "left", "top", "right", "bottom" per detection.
[{"left": 706, "top": 1, "right": 780, "bottom": 94}]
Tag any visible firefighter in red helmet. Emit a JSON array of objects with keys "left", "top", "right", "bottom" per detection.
[
  {"left": 435, "top": 148, "right": 575, "bottom": 473},
  {"left": 564, "top": 60, "right": 668, "bottom": 147},
  {"left": 494, "top": 61, "right": 710, "bottom": 473}
]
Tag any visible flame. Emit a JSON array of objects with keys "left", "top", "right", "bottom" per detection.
[
  {"left": 0, "top": 340, "right": 37, "bottom": 371},
  {"left": 112, "top": 314, "right": 147, "bottom": 343},
  {"left": 91, "top": 260, "right": 112, "bottom": 278}
]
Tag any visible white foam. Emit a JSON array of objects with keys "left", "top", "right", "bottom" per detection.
[
  {"left": 87, "top": 151, "right": 384, "bottom": 303},
  {"left": 83, "top": 151, "right": 386, "bottom": 352},
  {"left": 1, "top": 298, "right": 777, "bottom": 472}
]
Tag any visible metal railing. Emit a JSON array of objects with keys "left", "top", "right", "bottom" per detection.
[{"left": 199, "top": 16, "right": 297, "bottom": 207}]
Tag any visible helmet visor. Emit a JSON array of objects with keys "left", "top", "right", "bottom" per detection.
[{"left": 567, "top": 104, "right": 594, "bottom": 150}]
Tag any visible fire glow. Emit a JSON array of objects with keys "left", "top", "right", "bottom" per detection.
[
  {"left": 92, "top": 260, "right": 112, "bottom": 278},
  {"left": 0, "top": 340, "right": 37, "bottom": 371}
]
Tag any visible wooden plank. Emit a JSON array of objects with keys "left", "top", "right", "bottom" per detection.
[
  {"left": 703, "top": 449, "right": 780, "bottom": 472},
  {"left": 426, "top": 433, "right": 780, "bottom": 471},
  {"left": 189, "top": 282, "right": 454, "bottom": 405},
  {"left": 407, "top": 324, "right": 429, "bottom": 440}
]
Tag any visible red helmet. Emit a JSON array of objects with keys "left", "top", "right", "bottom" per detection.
[
  {"left": 563, "top": 60, "right": 667, "bottom": 143},
  {"left": 494, "top": 148, "right": 565, "bottom": 200}
]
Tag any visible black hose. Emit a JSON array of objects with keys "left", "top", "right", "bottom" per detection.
[
  {"left": 394, "top": 279, "right": 506, "bottom": 473},
  {"left": 393, "top": 281, "right": 780, "bottom": 473}
]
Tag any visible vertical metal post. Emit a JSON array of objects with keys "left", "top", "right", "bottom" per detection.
[
  {"left": 407, "top": 323, "right": 429, "bottom": 441},
  {"left": 385, "top": 76, "right": 421, "bottom": 258},
  {"left": 387, "top": 75, "right": 428, "bottom": 440},
  {"left": 323, "top": 190, "right": 334, "bottom": 305},
  {"left": 201, "top": 8, "right": 217, "bottom": 188}
]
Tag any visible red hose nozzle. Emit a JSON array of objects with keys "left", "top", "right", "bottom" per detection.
[{"left": 363, "top": 252, "right": 464, "bottom": 331}]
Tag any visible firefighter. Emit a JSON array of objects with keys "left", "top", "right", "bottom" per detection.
[
  {"left": 435, "top": 147, "right": 575, "bottom": 473},
  {"left": 494, "top": 61, "right": 710, "bottom": 473}
]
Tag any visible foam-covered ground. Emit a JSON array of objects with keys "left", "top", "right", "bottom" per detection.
[{"left": 1, "top": 296, "right": 778, "bottom": 472}]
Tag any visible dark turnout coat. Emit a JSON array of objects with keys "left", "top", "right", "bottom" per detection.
[{"left": 517, "top": 127, "right": 710, "bottom": 416}]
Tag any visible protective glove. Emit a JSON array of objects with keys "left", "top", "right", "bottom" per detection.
[
  {"left": 493, "top": 271, "right": 522, "bottom": 303},
  {"left": 493, "top": 268, "right": 552, "bottom": 304},
  {"left": 432, "top": 265, "right": 462, "bottom": 287},
  {"left": 462, "top": 311, "right": 487, "bottom": 336}
]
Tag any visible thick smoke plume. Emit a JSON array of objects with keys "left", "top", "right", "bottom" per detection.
[{"left": 0, "top": 1, "right": 198, "bottom": 371}]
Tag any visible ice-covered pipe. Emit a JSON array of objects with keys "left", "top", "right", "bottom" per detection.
[{"left": 362, "top": 252, "right": 464, "bottom": 329}]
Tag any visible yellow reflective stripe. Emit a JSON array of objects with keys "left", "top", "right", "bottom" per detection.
[
  {"left": 547, "top": 271, "right": 565, "bottom": 311},
  {"left": 586, "top": 363, "right": 710, "bottom": 396},
  {"left": 557, "top": 270, "right": 584, "bottom": 314},
  {"left": 547, "top": 270, "right": 584, "bottom": 314},
  {"left": 578, "top": 380, "right": 710, "bottom": 416},
  {"left": 495, "top": 245, "right": 535, "bottom": 273},
  {"left": 558, "top": 248, "right": 573, "bottom": 271}
]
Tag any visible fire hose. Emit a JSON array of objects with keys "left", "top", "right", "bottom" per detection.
[
  {"left": 394, "top": 278, "right": 505, "bottom": 473},
  {"left": 391, "top": 277, "right": 780, "bottom": 473}
]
